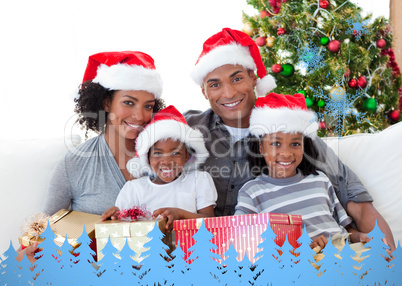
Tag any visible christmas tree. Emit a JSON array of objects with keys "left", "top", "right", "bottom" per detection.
[{"left": 242, "top": 0, "right": 402, "bottom": 136}]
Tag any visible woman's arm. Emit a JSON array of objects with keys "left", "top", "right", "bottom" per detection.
[
  {"left": 152, "top": 206, "right": 215, "bottom": 232},
  {"left": 43, "top": 158, "right": 72, "bottom": 215}
]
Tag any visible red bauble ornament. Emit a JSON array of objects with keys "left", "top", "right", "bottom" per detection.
[
  {"left": 388, "top": 110, "right": 400, "bottom": 122},
  {"left": 357, "top": 76, "right": 367, "bottom": 89},
  {"left": 277, "top": 28, "right": 286, "bottom": 36},
  {"left": 260, "top": 10, "right": 271, "bottom": 18},
  {"left": 269, "top": 0, "right": 282, "bottom": 13},
  {"left": 328, "top": 40, "right": 341, "bottom": 53},
  {"left": 376, "top": 39, "right": 386, "bottom": 49},
  {"left": 255, "top": 37, "right": 267, "bottom": 47},
  {"left": 348, "top": 78, "right": 358, "bottom": 88},
  {"left": 320, "top": 0, "right": 329, "bottom": 9},
  {"left": 272, "top": 64, "right": 283, "bottom": 73},
  {"left": 318, "top": 121, "right": 327, "bottom": 130},
  {"left": 344, "top": 69, "right": 351, "bottom": 78}
]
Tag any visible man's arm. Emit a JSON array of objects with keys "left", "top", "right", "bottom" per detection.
[
  {"left": 311, "top": 136, "right": 396, "bottom": 252},
  {"left": 347, "top": 201, "right": 395, "bottom": 252}
]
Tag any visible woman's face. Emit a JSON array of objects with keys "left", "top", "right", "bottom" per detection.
[{"left": 104, "top": 90, "right": 155, "bottom": 141}]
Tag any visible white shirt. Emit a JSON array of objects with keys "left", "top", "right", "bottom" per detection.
[
  {"left": 115, "top": 170, "right": 217, "bottom": 213},
  {"left": 223, "top": 124, "right": 249, "bottom": 142}
]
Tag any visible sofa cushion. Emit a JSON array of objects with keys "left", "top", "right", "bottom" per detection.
[
  {"left": 0, "top": 135, "right": 81, "bottom": 252},
  {"left": 323, "top": 122, "right": 402, "bottom": 245}
]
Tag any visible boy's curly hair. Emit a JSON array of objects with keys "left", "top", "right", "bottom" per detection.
[{"left": 74, "top": 81, "right": 165, "bottom": 134}]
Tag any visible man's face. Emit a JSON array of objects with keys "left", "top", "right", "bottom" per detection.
[{"left": 201, "top": 64, "right": 257, "bottom": 128}]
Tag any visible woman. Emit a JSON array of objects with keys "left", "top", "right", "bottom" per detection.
[
  {"left": 18, "top": 51, "right": 165, "bottom": 263},
  {"left": 42, "top": 51, "right": 165, "bottom": 216}
]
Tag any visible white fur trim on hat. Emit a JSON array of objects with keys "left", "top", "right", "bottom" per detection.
[
  {"left": 127, "top": 120, "right": 209, "bottom": 178},
  {"left": 256, "top": 75, "right": 277, "bottom": 97},
  {"left": 191, "top": 44, "right": 256, "bottom": 86},
  {"left": 249, "top": 107, "right": 318, "bottom": 138},
  {"left": 93, "top": 64, "right": 163, "bottom": 99}
]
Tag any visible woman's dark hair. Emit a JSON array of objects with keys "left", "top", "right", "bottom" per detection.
[
  {"left": 247, "top": 135, "right": 319, "bottom": 177},
  {"left": 74, "top": 81, "right": 165, "bottom": 135}
]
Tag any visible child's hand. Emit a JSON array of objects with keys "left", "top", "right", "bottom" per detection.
[
  {"left": 309, "top": 235, "right": 328, "bottom": 250},
  {"left": 356, "top": 232, "right": 371, "bottom": 244},
  {"left": 100, "top": 206, "right": 120, "bottom": 221},
  {"left": 152, "top": 208, "right": 182, "bottom": 232},
  {"left": 347, "top": 226, "right": 371, "bottom": 244}
]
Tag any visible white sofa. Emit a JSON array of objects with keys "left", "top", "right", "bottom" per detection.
[
  {"left": 0, "top": 135, "right": 81, "bottom": 253},
  {"left": 1, "top": 122, "right": 401, "bottom": 254}
]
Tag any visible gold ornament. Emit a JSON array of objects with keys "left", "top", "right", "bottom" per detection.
[
  {"left": 329, "top": 86, "right": 346, "bottom": 100},
  {"left": 242, "top": 22, "right": 255, "bottom": 36},
  {"left": 266, "top": 36, "right": 275, "bottom": 48}
]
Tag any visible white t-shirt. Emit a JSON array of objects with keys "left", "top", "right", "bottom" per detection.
[
  {"left": 115, "top": 170, "right": 217, "bottom": 213},
  {"left": 223, "top": 124, "right": 249, "bottom": 142}
]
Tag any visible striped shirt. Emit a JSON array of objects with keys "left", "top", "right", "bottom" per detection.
[{"left": 235, "top": 171, "right": 352, "bottom": 239}]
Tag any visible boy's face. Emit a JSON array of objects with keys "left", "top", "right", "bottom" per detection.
[
  {"left": 201, "top": 64, "right": 257, "bottom": 128},
  {"left": 149, "top": 138, "right": 189, "bottom": 184},
  {"left": 259, "top": 132, "right": 304, "bottom": 179}
]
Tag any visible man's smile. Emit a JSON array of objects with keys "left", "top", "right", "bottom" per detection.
[{"left": 222, "top": 99, "right": 243, "bottom": 108}]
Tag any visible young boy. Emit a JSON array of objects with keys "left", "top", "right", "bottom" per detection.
[{"left": 101, "top": 106, "right": 217, "bottom": 231}]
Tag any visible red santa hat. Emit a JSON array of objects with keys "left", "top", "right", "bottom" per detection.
[
  {"left": 249, "top": 93, "right": 318, "bottom": 137},
  {"left": 82, "top": 51, "right": 163, "bottom": 99},
  {"left": 191, "top": 28, "right": 276, "bottom": 97},
  {"left": 127, "top": 105, "right": 209, "bottom": 178}
]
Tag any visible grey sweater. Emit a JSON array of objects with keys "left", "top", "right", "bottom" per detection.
[{"left": 42, "top": 134, "right": 126, "bottom": 215}]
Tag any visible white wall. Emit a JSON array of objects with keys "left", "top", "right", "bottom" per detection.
[{"left": 0, "top": 0, "right": 256, "bottom": 140}]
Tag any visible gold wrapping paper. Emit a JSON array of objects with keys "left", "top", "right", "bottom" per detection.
[{"left": 19, "top": 209, "right": 101, "bottom": 248}]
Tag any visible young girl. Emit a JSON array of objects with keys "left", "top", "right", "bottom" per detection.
[
  {"left": 101, "top": 105, "right": 217, "bottom": 231},
  {"left": 235, "top": 93, "right": 358, "bottom": 249}
]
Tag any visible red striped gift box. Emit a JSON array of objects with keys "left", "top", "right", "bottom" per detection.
[{"left": 173, "top": 213, "right": 302, "bottom": 264}]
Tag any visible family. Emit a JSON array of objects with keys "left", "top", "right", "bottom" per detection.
[{"left": 19, "top": 28, "right": 395, "bottom": 262}]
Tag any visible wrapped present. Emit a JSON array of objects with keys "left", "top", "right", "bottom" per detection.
[
  {"left": 95, "top": 218, "right": 174, "bottom": 262},
  {"left": 18, "top": 213, "right": 48, "bottom": 247},
  {"left": 173, "top": 213, "right": 302, "bottom": 263},
  {"left": 19, "top": 209, "right": 101, "bottom": 249}
]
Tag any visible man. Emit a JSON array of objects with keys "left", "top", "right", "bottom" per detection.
[{"left": 185, "top": 28, "right": 395, "bottom": 251}]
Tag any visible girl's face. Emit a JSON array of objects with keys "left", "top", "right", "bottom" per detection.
[
  {"left": 104, "top": 90, "right": 155, "bottom": 141},
  {"left": 259, "top": 132, "right": 304, "bottom": 179},
  {"left": 149, "top": 138, "right": 189, "bottom": 185}
]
